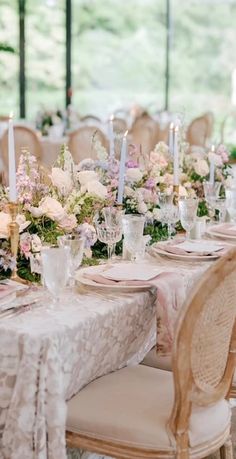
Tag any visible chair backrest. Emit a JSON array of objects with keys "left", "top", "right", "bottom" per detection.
[
  {"left": 68, "top": 126, "right": 108, "bottom": 162},
  {"left": 170, "top": 248, "right": 236, "bottom": 447},
  {"left": 0, "top": 125, "right": 42, "bottom": 171},
  {"left": 129, "top": 114, "right": 158, "bottom": 156},
  {"left": 186, "top": 112, "right": 214, "bottom": 147},
  {"left": 112, "top": 117, "right": 127, "bottom": 134},
  {"left": 80, "top": 115, "right": 101, "bottom": 125}
]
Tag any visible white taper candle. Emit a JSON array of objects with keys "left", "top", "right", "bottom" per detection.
[
  {"left": 173, "top": 126, "right": 179, "bottom": 186},
  {"left": 8, "top": 113, "right": 17, "bottom": 202},
  {"left": 117, "top": 130, "right": 128, "bottom": 205}
]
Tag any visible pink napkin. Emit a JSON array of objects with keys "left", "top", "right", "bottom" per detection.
[
  {"left": 156, "top": 240, "right": 226, "bottom": 256},
  {"left": 210, "top": 223, "right": 236, "bottom": 237},
  {"left": 84, "top": 270, "right": 185, "bottom": 356}
]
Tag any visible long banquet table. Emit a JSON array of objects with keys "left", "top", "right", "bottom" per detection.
[{"left": 0, "top": 256, "right": 213, "bottom": 459}]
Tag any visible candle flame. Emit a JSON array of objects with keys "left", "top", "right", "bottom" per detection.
[
  {"left": 110, "top": 114, "right": 114, "bottom": 122},
  {"left": 211, "top": 144, "right": 215, "bottom": 152},
  {"left": 9, "top": 111, "right": 13, "bottom": 120},
  {"left": 124, "top": 130, "right": 128, "bottom": 137},
  {"left": 174, "top": 125, "right": 179, "bottom": 132},
  {"left": 169, "top": 122, "right": 174, "bottom": 130}
]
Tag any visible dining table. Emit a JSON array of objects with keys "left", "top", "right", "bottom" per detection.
[{"left": 0, "top": 255, "right": 214, "bottom": 459}]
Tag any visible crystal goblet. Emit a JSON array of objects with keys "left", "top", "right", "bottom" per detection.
[
  {"left": 57, "top": 235, "right": 85, "bottom": 286},
  {"left": 41, "top": 247, "right": 70, "bottom": 305},
  {"left": 179, "top": 197, "right": 198, "bottom": 240}
]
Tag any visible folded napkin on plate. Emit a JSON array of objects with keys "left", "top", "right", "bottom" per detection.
[
  {"left": 156, "top": 240, "right": 226, "bottom": 256},
  {"left": 210, "top": 223, "right": 236, "bottom": 237},
  {"left": 84, "top": 273, "right": 150, "bottom": 286}
]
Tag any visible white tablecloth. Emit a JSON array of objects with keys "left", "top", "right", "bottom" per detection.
[{"left": 0, "top": 286, "right": 156, "bottom": 459}]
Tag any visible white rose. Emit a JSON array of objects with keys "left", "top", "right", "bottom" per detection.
[
  {"left": 87, "top": 181, "right": 107, "bottom": 200},
  {"left": 39, "top": 197, "right": 65, "bottom": 221},
  {"left": 152, "top": 208, "right": 162, "bottom": 221},
  {"left": 194, "top": 159, "right": 209, "bottom": 177},
  {"left": 124, "top": 186, "right": 135, "bottom": 198},
  {"left": 126, "top": 168, "right": 143, "bottom": 183},
  {"left": 137, "top": 201, "right": 148, "bottom": 214},
  {"left": 50, "top": 168, "right": 73, "bottom": 195},
  {"left": 57, "top": 214, "right": 77, "bottom": 232},
  {"left": 0, "top": 212, "right": 30, "bottom": 239},
  {"left": 31, "top": 234, "right": 42, "bottom": 253},
  {"left": 179, "top": 185, "right": 188, "bottom": 197},
  {"left": 78, "top": 170, "right": 98, "bottom": 186}
]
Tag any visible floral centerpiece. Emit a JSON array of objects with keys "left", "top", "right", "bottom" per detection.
[{"left": 0, "top": 136, "right": 230, "bottom": 282}]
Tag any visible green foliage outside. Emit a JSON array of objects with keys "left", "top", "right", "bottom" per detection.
[{"left": 0, "top": 0, "right": 236, "bottom": 142}]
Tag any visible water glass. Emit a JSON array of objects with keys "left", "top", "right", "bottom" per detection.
[
  {"left": 41, "top": 247, "right": 70, "bottom": 304},
  {"left": 58, "top": 235, "right": 85, "bottom": 285},
  {"left": 226, "top": 188, "right": 236, "bottom": 222},
  {"left": 179, "top": 197, "right": 198, "bottom": 240},
  {"left": 122, "top": 214, "right": 145, "bottom": 261},
  {"left": 211, "top": 197, "right": 226, "bottom": 223}
]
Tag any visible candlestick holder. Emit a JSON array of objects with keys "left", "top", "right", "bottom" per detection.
[
  {"left": 173, "top": 185, "right": 179, "bottom": 206},
  {"left": 7, "top": 202, "right": 27, "bottom": 283}
]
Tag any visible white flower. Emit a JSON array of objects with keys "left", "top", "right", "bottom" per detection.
[
  {"left": 126, "top": 168, "right": 143, "bottom": 183},
  {"left": 153, "top": 208, "right": 162, "bottom": 221},
  {"left": 94, "top": 140, "right": 108, "bottom": 161},
  {"left": 194, "top": 159, "right": 209, "bottom": 177},
  {"left": 87, "top": 181, "right": 107, "bottom": 199},
  {"left": 57, "top": 214, "right": 77, "bottom": 232},
  {"left": 0, "top": 212, "right": 30, "bottom": 239},
  {"left": 137, "top": 201, "right": 148, "bottom": 214},
  {"left": 31, "top": 234, "right": 42, "bottom": 253},
  {"left": 78, "top": 170, "right": 98, "bottom": 186},
  {"left": 50, "top": 167, "right": 73, "bottom": 195},
  {"left": 179, "top": 185, "right": 188, "bottom": 197},
  {"left": 39, "top": 197, "right": 65, "bottom": 221}
]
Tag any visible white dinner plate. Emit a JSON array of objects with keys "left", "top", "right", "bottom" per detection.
[
  {"left": 75, "top": 265, "right": 152, "bottom": 292},
  {"left": 206, "top": 227, "right": 236, "bottom": 242},
  {"left": 150, "top": 246, "right": 221, "bottom": 262}
]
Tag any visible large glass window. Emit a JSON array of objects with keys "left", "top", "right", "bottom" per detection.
[
  {"left": 0, "top": 0, "right": 19, "bottom": 116},
  {"left": 170, "top": 0, "right": 236, "bottom": 134},
  {"left": 26, "top": 0, "right": 65, "bottom": 119},
  {"left": 72, "top": 0, "right": 166, "bottom": 118}
]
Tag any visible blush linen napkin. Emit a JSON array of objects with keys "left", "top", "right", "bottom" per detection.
[
  {"left": 84, "top": 267, "right": 185, "bottom": 356},
  {"left": 155, "top": 239, "right": 227, "bottom": 256}
]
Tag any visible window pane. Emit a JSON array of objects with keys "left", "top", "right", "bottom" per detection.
[
  {"left": 170, "top": 0, "right": 236, "bottom": 135},
  {"left": 72, "top": 0, "right": 166, "bottom": 117},
  {"left": 0, "top": 0, "right": 19, "bottom": 116},
  {"left": 26, "top": 0, "right": 65, "bottom": 119}
]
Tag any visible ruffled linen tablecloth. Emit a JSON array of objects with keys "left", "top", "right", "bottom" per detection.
[{"left": 0, "top": 257, "right": 212, "bottom": 459}]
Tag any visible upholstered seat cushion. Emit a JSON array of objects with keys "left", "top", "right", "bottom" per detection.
[{"left": 67, "top": 365, "right": 231, "bottom": 451}]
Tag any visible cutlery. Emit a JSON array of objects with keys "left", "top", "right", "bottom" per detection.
[{"left": 0, "top": 298, "right": 41, "bottom": 319}]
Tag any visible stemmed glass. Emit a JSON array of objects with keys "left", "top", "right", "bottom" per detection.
[
  {"left": 57, "top": 235, "right": 85, "bottom": 286},
  {"left": 158, "top": 193, "right": 179, "bottom": 239},
  {"left": 94, "top": 207, "right": 123, "bottom": 261},
  {"left": 41, "top": 247, "right": 70, "bottom": 305},
  {"left": 203, "top": 181, "right": 222, "bottom": 219},
  {"left": 179, "top": 197, "right": 198, "bottom": 240}
]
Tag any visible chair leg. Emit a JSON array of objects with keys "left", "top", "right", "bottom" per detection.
[{"left": 219, "top": 436, "right": 233, "bottom": 459}]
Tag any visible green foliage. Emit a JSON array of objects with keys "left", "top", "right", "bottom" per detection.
[
  {"left": 26, "top": 214, "right": 64, "bottom": 244},
  {"left": 144, "top": 221, "right": 168, "bottom": 243},
  {"left": 230, "top": 145, "right": 236, "bottom": 161},
  {"left": 17, "top": 254, "right": 40, "bottom": 283},
  {"left": 0, "top": 42, "right": 15, "bottom": 53}
]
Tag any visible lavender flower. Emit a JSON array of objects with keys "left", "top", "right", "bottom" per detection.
[
  {"left": 75, "top": 223, "right": 97, "bottom": 248},
  {"left": 0, "top": 249, "right": 15, "bottom": 272}
]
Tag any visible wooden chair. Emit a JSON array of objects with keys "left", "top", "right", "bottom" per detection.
[
  {"left": 68, "top": 126, "right": 108, "bottom": 162},
  {"left": 0, "top": 125, "right": 42, "bottom": 171},
  {"left": 80, "top": 115, "right": 101, "bottom": 124},
  {"left": 186, "top": 112, "right": 214, "bottom": 147},
  {"left": 66, "top": 249, "right": 236, "bottom": 459},
  {"left": 112, "top": 117, "right": 127, "bottom": 134}
]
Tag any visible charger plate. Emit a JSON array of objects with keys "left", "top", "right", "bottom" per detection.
[
  {"left": 150, "top": 245, "right": 221, "bottom": 262},
  {"left": 75, "top": 265, "right": 152, "bottom": 292}
]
